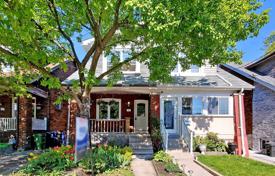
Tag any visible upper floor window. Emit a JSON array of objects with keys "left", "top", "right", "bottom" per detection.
[
  {"left": 105, "top": 50, "right": 139, "bottom": 73},
  {"left": 171, "top": 62, "right": 203, "bottom": 76},
  {"left": 190, "top": 65, "right": 199, "bottom": 73}
]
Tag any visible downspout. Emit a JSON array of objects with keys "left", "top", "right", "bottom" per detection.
[
  {"left": 238, "top": 88, "right": 246, "bottom": 157},
  {"left": 66, "top": 99, "right": 71, "bottom": 145}
]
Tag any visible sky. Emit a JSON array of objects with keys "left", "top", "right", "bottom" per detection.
[
  {"left": 74, "top": 0, "right": 275, "bottom": 64},
  {"left": 237, "top": 0, "right": 275, "bottom": 63}
]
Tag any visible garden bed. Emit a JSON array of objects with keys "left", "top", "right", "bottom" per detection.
[
  {"left": 198, "top": 155, "right": 275, "bottom": 176},
  {"left": 153, "top": 161, "right": 186, "bottom": 176}
]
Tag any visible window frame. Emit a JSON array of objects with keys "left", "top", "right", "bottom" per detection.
[
  {"left": 182, "top": 96, "right": 203, "bottom": 115},
  {"left": 103, "top": 49, "right": 140, "bottom": 74},
  {"left": 96, "top": 98, "right": 121, "bottom": 120},
  {"left": 207, "top": 96, "right": 230, "bottom": 116}
]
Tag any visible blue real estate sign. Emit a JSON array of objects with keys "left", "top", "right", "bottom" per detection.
[{"left": 75, "top": 117, "right": 89, "bottom": 162}]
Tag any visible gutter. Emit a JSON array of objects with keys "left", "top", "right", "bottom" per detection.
[{"left": 238, "top": 88, "right": 246, "bottom": 157}]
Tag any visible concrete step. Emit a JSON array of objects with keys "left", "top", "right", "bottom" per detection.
[
  {"left": 133, "top": 149, "right": 154, "bottom": 156},
  {"left": 130, "top": 144, "right": 153, "bottom": 150}
]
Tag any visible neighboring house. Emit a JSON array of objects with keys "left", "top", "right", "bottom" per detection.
[
  {"left": 62, "top": 39, "right": 253, "bottom": 156},
  {"left": 0, "top": 61, "right": 76, "bottom": 147},
  {"left": 221, "top": 51, "right": 275, "bottom": 151}
]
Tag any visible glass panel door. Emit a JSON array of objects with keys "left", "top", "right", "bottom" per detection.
[{"left": 164, "top": 99, "right": 176, "bottom": 129}]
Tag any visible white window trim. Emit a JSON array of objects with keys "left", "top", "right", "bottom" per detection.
[
  {"left": 103, "top": 50, "right": 140, "bottom": 75},
  {"left": 96, "top": 98, "right": 121, "bottom": 120},
  {"left": 171, "top": 62, "right": 205, "bottom": 76}
]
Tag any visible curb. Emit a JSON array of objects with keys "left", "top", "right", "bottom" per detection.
[
  {"left": 194, "top": 157, "right": 223, "bottom": 176},
  {"left": 151, "top": 161, "right": 160, "bottom": 176}
]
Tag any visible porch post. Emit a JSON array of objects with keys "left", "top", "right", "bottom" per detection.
[{"left": 18, "top": 97, "right": 33, "bottom": 148}]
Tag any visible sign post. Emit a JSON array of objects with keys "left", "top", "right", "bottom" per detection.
[{"left": 75, "top": 117, "right": 89, "bottom": 162}]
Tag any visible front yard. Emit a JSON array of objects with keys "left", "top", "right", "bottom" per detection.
[{"left": 198, "top": 155, "right": 275, "bottom": 176}]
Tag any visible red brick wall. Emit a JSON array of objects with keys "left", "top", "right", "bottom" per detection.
[
  {"left": 0, "top": 95, "right": 12, "bottom": 117},
  {"left": 49, "top": 90, "right": 68, "bottom": 132},
  {"left": 18, "top": 97, "right": 33, "bottom": 147},
  {"left": 90, "top": 93, "right": 149, "bottom": 126},
  {"left": 150, "top": 94, "right": 160, "bottom": 119}
]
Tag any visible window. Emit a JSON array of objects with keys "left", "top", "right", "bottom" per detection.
[
  {"left": 182, "top": 97, "right": 192, "bottom": 114},
  {"left": 105, "top": 50, "right": 138, "bottom": 73},
  {"left": 96, "top": 99, "right": 121, "bottom": 119},
  {"left": 182, "top": 97, "right": 203, "bottom": 115},
  {"left": 208, "top": 97, "right": 229, "bottom": 115},
  {"left": 164, "top": 100, "right": 175, "bottom": 129},
  {"left": 121, "top": 50, "right": 136, "bottom": 72},
  {"left": 190, "top": 65, "right": 199, "bottom": 73}
]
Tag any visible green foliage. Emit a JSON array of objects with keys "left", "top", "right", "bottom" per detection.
[
  {"left": 20, "top": 145, "right": 75, "bottom": 175},
  {"left": 198, "top": 155, "right": 275, "bottom": 176},
  {"left": 164, "top": 162, "right": 182, "bottom": 173},
  {"left": 0, "top": 0, "right": 270, "bottom": 97},
  {"left": 79, "top": 145, "right": 133, "bottom": 174},
  {"left": 264, "top": 31, "right": 275, "bottom": 53},
  {"left": 193, "top": 132, "right": 227, "bottom": 152},
  {"left": 150, "top": 117, "right": 163, "bottom": 152},
  {"left": 153, "top": 150, "right": 172, "bottom": 163}
]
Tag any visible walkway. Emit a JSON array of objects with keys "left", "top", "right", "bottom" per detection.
[
  {"left": 0, "top": 151, "right": 30, "bottom": 175},
  {"left": 168, "top": 150, "right": 213, "bottom": 176},
  {"left": 131, "top": 155, "right": 157, "bottom": 176},
  {"left": 249, "top": 150, "right": 275, "bottom": 165}
]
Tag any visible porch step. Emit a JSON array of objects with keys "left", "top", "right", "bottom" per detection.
[{"left": 129, "top": 133, "right": 153, "bottom": 157}]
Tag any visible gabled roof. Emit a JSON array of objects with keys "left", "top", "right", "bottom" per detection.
[
  {"left": 245, "top": 51, "right": 275, "bottom": 69},
  {"left": 223, "top": 63, "right": 275, "bottom": 91}
]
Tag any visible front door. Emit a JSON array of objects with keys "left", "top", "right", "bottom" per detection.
[
  {"left": 134, "top": 100, "right": 148, "bottom": 132},
  {"left": 162, "top": 98, "right": 177, "bottom": 133}
]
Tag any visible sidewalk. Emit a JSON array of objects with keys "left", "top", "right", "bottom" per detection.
[
  {"left": 131, "top": 156, "right": 157, "bottom": 176},
  {"left": 249, "top": 150, "right": 275, "bottom": 165},
  {"left": 0, "top": 151, "right": 30, "bottom": 175},
  {"left": 168, "top": 150, "right": 213, "bottom": 176}
]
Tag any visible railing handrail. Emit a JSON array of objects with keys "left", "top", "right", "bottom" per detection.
[
  {"left": 178, "top": 115, "right": 193, "bottom": 154},
  {"left": 0, "top": 118, "right": 17, "bottom": 131},
  {"left": 160, "top": 120, "right": 168, "bottom": 151},
  {"left": 90, "top": 119, "right": 125, "bottom": 121}
]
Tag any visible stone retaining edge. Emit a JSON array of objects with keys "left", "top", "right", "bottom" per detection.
[{"left": 194, "top": 157, "right": 223, "bottom": 176}]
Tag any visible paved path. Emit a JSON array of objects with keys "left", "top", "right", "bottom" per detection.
[
  {"left": 168, "top": 150, "right": 213, "bottom": 176},
  {"left": 249, "top": 150, "right": 275, "bottom": 165},
  {"left": 131, "top": 156, "right": 157, "bottom": 176},
  {"left": 0, "top": 151, "right": 30, "bottom": 175}
]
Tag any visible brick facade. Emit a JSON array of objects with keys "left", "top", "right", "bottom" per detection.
[
  {"left": 0, "top": 95, "right": 12, "bottom": 117},
  {"left": 252, "top": 83, "right": 275, "bottom": 151},
  {"left": 150, "top": 94, "right": 160, "bottom": 119}
]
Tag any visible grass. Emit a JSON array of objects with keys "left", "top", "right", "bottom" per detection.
[
  {"left": 198, "top": 155, "right": 275, "bottom": 176},
  {"left": 97, "top": 167, "right": 134, "bottom": 176},
  {"left": 0, "top": 143, "right": 10, "bottom": 149}
]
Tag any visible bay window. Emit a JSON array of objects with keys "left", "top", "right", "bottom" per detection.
[{"left": 96, "top": 99, "right": 121, "bottom": 119}]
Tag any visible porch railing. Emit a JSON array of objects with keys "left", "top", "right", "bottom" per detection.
[
  {"left": 90, "top": 119, "right": 126, "bottom": 133},
  {"left": 160, "top": 120, "right": 168, "bottom": 151},
  {"left": 0, "top": 118, "right": 17, "bottom": 131},
  {"left": 178, "top": 115, "right": 193, "bottom": 154}
]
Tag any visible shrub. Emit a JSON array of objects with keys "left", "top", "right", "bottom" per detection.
[
  {"left": 164, "top": 162, "right": 182, "bottom": 173},
  {"left": 20, "top": 145, "right": 75, "bottom": 175},
  {"left": 79, "top": 145, "right": 133, "bottom": 174},
  {"left": 193, "top": 132, "right": 227, "bottom": 152},
  {"left": 150, "top": 117, "right": 163, "bottom": 152},
  {"left": 153, "top": 150, "right": 172, "bottom": 163}
]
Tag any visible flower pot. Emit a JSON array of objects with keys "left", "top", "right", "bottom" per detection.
[
  {"left": 199, "top": 144, "right": 207, "bottom": 155},
  {"left": 228, "top": 143, "right": 237, "bottom": 154}
]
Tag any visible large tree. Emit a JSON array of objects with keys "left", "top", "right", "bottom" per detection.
[{"left": 0, "top": 0, "right": 269, "bottom": 117}]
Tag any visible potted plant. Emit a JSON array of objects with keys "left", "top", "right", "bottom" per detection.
[
  {"left": 199, "top": 144, "right": 207, "bottom": 154},
  {"left": 227, "top": 142, "right": 237, "bottom": 154}
]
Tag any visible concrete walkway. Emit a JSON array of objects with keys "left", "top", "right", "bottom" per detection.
[
  {"left": 168, "top": 150, "right": 213, "bottom": 176},
  {"left": 131, "top": 156, "right": 157, "bottom": 176},
  {"left": 0, "top": 151, "right": 30, "bottom": 175},
  {"left": 249, "top": 150, "right": 275, "bottom": 165}
]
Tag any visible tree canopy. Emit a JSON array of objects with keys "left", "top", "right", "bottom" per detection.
[
  {"left": 264, "top": 31, "right": 275, "bottom": 53},
  {"left": 0, "top": 0, "right": 269, "bottom": 114}
]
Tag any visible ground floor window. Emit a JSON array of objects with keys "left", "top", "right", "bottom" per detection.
[
  {"left": 182, "top": 97, "right": 203, "bottom": 115},
  {"left": 96, "top": 99, "right": 121, "bottom": 119},
  {"left": 208, "top": 97, "right": 229, "bottom": 115}
]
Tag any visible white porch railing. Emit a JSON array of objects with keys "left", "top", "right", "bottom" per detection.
[
  {"left": 32, "top": 117, "right": 47, "bottom": 131},
  {"left": 178, "top": 115, "right": 193, "bottom": 154},
  {"left": 0, "top": 118, "right": 17, "bottom": 131},
  {"left": 160, "top": 120, "right": 168, "bottom": 151}
]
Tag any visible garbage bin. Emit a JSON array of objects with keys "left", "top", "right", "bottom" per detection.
[
  {"left": 33, "top": 133, "right": 45, "bottom": 150},
  {"left": 265, "top": 142, "right": 275, "bottom": 157}
]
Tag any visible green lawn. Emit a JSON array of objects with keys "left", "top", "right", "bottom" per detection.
[
  {"left": 97, "top": 167, "right": 134, "bottom": 176},
  {"left": 198, "top": 155, "right": 275, "bottom": 176}
]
